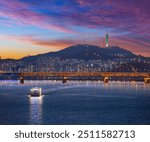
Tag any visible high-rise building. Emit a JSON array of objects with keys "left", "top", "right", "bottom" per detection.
[{"left": 106, "top": 33, "right": 109, "bottom": 47}]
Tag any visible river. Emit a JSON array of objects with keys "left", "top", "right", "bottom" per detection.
[{"left": 0, "top": 81, "right": 150, "bottom": 125}]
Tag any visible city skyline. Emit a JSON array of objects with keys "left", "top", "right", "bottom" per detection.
[{"left": 0, "top": 0, "right": 150, "bottom": 59}]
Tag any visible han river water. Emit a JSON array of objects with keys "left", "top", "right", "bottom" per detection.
[{"left": 0, "top": 81, "right": 150, "bottom": 125}]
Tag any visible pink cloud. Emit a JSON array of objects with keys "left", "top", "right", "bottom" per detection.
[
  {"left": 2, "top": 34, "right": 149, "bottom": 57},
  {"left": 109, "top": 36, "right": 150, "bottom": 56},
  {"left": 0, "top": 0, "right": 74, "bottom": 33},
  {"left": 75, "top": 0, "right": 150, "bottom": 36},
  {"left": 0, "top": 0, "right": 149, "bottom": 36}
]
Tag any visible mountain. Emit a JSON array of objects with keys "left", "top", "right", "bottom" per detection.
[
  {"left": 21, "top": 44, "right": 137, "bottom": 61},
  {"left": 55, "top": 44, "right": 136, "bottom": 59},
  {"left": 1, "top": 44, "right": 149, "bottom": 73}
]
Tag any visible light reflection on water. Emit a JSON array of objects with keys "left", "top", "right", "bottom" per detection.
[
  {"left": 29, "top": 96, "right": 43, "bottom": 125},
  {"left": 0, "top": 80, "right": 150, "bottom": 124},
  {"left": 0, "top": 80, "right": 148, "bottom": 85},
  {"left": 0, "top": 80, "right": 149, "bottom": 94}
]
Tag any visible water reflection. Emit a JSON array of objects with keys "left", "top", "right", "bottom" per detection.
[{"left": 29, "top": 96, "right": 43, "bottom": 125}]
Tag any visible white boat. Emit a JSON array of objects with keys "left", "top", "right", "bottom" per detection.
[{"left": 30, "top": 87, "right": 42, "bottom": 97}]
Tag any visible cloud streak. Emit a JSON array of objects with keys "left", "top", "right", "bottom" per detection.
[
  {"left": 1, "top": 0, "right": 149, "bottom": 35},
  {"left": 1, "top": 34, "right": 149, "bottom": 57},
  {"left": 0, "top": 0, "right": 74, "bottom": 33}
]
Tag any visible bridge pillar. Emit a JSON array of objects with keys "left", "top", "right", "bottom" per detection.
[
  {"left": 144, "top": 78, "right": 150, "bottom": 84},
  {"left": 62, "top": 77, "right": 67, "bottom": 84},
  {"left": 20, "top": 76, "right": 24, "bottom": 84},
  {"left": 103, "top": 77, "right": 109, "bottom": 83}
]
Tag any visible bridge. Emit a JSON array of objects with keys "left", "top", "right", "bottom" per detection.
[{"left": 0, "top": 72, "right": 150, "bottom": 84}]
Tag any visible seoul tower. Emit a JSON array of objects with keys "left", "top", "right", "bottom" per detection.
[{"left": 105, "top": 32, "right": 109, "bottom": 47}]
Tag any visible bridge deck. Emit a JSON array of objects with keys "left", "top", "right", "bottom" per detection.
[{"left": 0, "top": 72, "right": 149, "bottom": 77}]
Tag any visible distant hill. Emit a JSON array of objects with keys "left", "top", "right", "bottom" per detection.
[{"left": 21, "top": 44, "right": 137, "bottom": 62}]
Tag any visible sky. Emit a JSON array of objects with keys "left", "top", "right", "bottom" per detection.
[{"left": 0, "top": 0, "right": 150, "bottom": 59}]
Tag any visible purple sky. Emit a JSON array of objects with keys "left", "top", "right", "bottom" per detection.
[{"left": 0, "top": 0, "right": 150, "bottom": 58}]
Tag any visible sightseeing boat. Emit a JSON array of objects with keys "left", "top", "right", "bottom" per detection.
[{"left": 30, "top": 87, "right": 42, "bottom": 97}]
